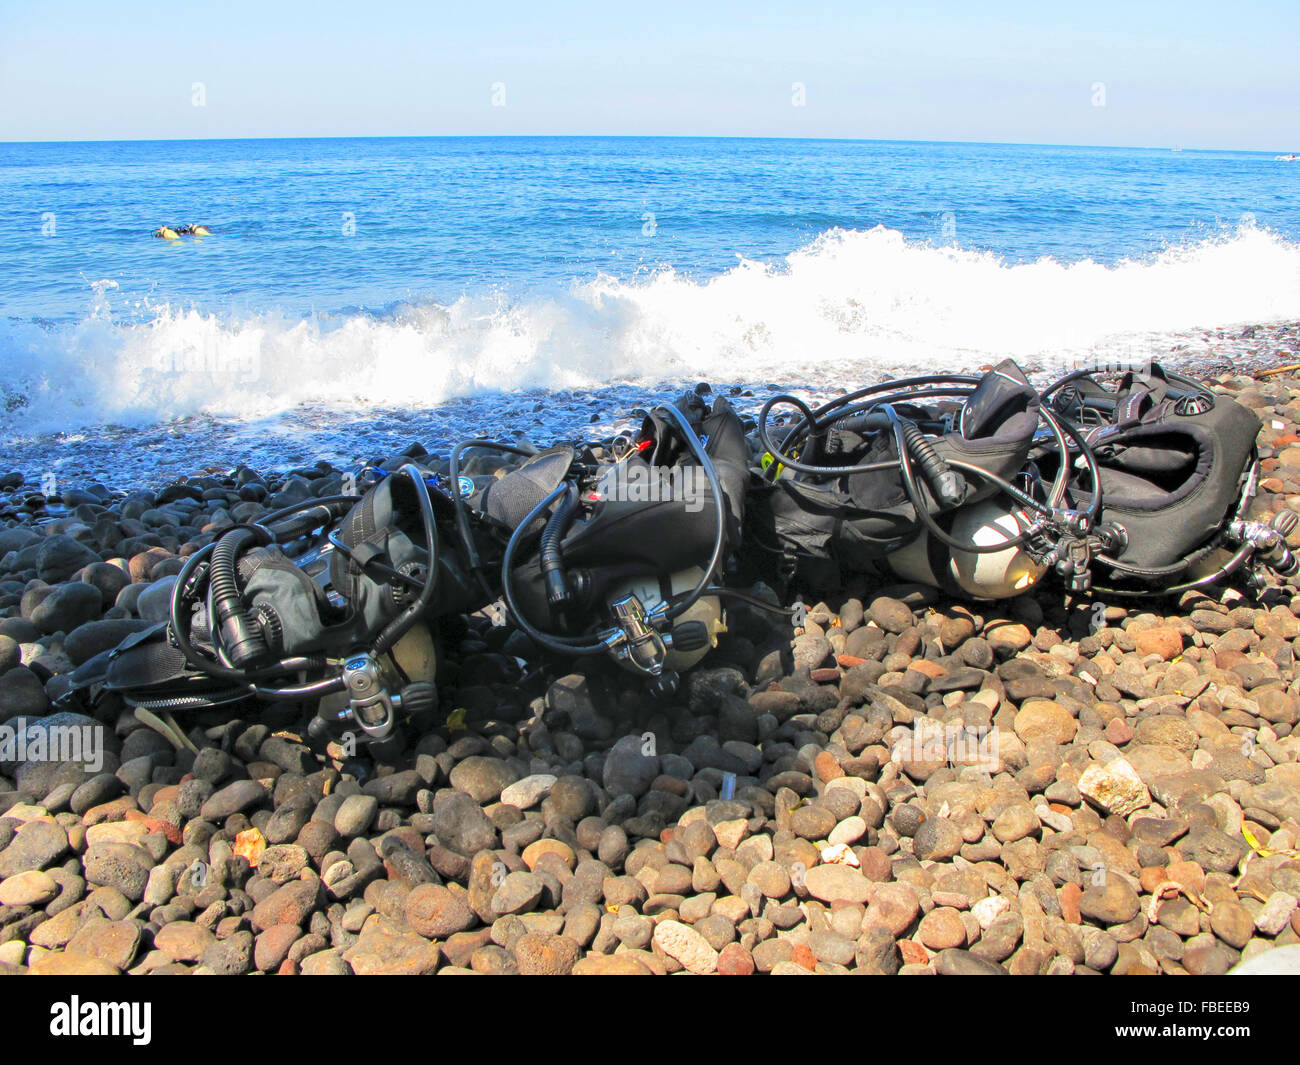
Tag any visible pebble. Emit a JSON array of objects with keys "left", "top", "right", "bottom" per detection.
[
  {"left": 803, "top": 864, "right": 872, "bottom": 904},
  {"left": 499, "top": 774, "right": 556, "bottom": 810},
  {"left": 652, "top": 919, "right": 719, "bottom": 974},
  {"left": 1078, "top": 879, "right": 1140, "bottom": 925},
  {"left": 0, "top": 868, "right": 58, "bottom": 906},
  {"left": 405, "top": 884, "right": 476, "bottom": 938},
  {"left": 1255, "top": 892, "right": 1298, "bottom": 936},
  {"left": 1078, "top": 758, "right": 1151, "bottom": 816}
]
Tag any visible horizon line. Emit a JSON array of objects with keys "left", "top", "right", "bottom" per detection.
[{"left": 0, "top": 133, "right": 1291, "bottom": 154}]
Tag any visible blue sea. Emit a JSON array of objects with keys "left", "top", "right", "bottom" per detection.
[{"left": 2, "top": 136, "right": 1299, "bottom": 485}]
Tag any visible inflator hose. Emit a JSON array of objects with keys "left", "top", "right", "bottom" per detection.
[
  {"left": 502, "top": 484, "right": 609, "bottom": 656},
  {"left": 540, "top": 485, "right": 578, "bottom": 611},
  {"left": 654, "top": 402, "right": 728, "bottom": 620},
  {"left": 372, "top": 464, "right": 440, "bottom": 657},
  {"left": 897, "top": 418, "right": 963, "bottom": 508},
  {"left": 210, "top": 527, "right": 272, "bottom": 668}
]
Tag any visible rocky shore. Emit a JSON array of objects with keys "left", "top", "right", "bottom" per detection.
[{"left": 2, "top": 368, "right": 1300, "bottom": 976}]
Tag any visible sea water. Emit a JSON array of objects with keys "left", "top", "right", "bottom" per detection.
[{"left": 2, "top": 136, "right": 1299, "bottom": 485}]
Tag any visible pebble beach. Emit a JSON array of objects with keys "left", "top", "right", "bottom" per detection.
[{"left": 2, "top": 359, "right": 1300, "bottom": 977}]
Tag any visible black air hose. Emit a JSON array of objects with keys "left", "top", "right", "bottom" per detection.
[
  {"left": 897, "top": 418, "right": 964, "bottom": 508},
  {"left": 210, "top": 527, "right": 272, "bottom": 668},
  {"left": 884, "top": 404, "right": 1030, "bottom": 555},
  {"left": 502, "top": 483, "right": 609, "bottom": 656},
  {"left": 372, "top": 464, "right": 440, "bottom": 657},
  {"left": 540, "top": 485, "right": 578, "bottom": 612}
]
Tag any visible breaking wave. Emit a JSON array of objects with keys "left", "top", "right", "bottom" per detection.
[{"left": 4, "top": 222, "right": 1300, "bottom": 433}]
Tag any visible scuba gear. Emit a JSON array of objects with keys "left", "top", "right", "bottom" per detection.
[
  {"left": 1035, "top": 362, "right": 1291, "bottom": 596},
  {"left": 98, "top": 465, "right": 471, "bottom": 745},
  {"left": 497, "top": 395, "right": 749, "bottom": 695},
  {"left": 75, "top": 360, "right": 1297, "bottom": 743},
  {"left": 746, "top": 357, "right": 1295, "bottom": 601},
  {"left": 746, "top": 360, "right": 1096, "bottom": 600}
]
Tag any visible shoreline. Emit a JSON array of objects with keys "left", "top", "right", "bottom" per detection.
[{"left": 4, "top": 319, "right": 1299, "bottom": 494}]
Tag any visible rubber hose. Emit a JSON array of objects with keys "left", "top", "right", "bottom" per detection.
[
  {"left": 373, "top": 463, "right": 440, "bottom": 656},
  {"left": 539, "top": 484, "right": 578, "bottom": 612},
  {"left": 210, "top": 527, "right": 270, "bottom": 668},
  {"left": 653, "top": 402, "right": 727, "bottom": 620},
  {"left": 898, "top": 418, "right": 963, "bottom": 508},
  {"left": 502, "top": 483, "right": 609, "bottom": 655},
  {"left": 170, "top": 539, "right": 338, "bottom": 689},
  {"left": 884, "top": 405, "right": 1031, "bottom": 555}
]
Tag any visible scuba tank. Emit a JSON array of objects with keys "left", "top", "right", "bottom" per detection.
[{"left": 745, "top": 360, "right": 1073, "bottom": 600}]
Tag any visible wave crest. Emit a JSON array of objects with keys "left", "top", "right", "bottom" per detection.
[{"left": 4, "top": 222, "right": 1299, "bottom": 433}]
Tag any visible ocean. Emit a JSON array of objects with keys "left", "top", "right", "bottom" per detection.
[{"left": 2, "top": 136, "right": 1299, "bottom": 487}]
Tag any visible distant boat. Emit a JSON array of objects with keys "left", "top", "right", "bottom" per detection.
[{"left": 1277, "top": 154, "right": 1299, "bottom": 161}]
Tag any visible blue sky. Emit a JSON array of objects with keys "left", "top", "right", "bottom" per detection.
[{"left": 1, "top": 0, "right": 1296, "bottom": 148}]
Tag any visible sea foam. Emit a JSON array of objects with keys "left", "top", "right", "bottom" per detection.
[{"left": 4, "top": 222, "right": 1299, "bottom": 434}]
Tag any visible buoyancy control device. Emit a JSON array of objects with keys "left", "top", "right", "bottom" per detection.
[
  {"left": 96, "top": 464, "right": 476, "bottom": 748},
  {"left": 1035, "top": 362, "right": 1298, "bottom": 596},
  {"left": 494, "top": 393, "right": 751, "bottom": 695},
  {"left": 745, "top": 360, "right": 1087, "bottom": 600}
]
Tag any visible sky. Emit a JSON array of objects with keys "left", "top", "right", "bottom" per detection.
[{"left": 1, "top": 1, "right": 1297, "bottom": 149}]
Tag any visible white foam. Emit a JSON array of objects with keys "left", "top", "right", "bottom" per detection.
[{"left": 5, "top": 222, "right": 1299, "bottom": 434}]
